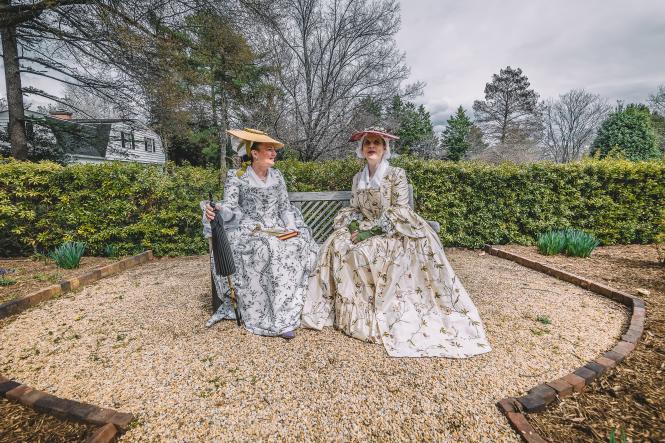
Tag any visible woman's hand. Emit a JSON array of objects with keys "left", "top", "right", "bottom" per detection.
[
  {"left": 351, "top": 231, "right": 359, "bottom": 243},
  {"left": 205, "top": 203, "right": 216, "bottom": 221}
]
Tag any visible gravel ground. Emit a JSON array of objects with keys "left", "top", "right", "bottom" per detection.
[{"left": 0, "top": 249, "right": 628, "bottom": 442}]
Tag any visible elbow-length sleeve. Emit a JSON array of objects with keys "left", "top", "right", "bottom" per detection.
[
  {"left": 377, "top": 167, "right": 427, "bottom": 239},
  {"left": 201, "top": 169, "right": 243, "bottom": 237},
  {"left": 332, "top": 174, "right": 364, "bottom": 230},
  {"left": 275, "top": 170, "right": 298, "bottom": 230}
]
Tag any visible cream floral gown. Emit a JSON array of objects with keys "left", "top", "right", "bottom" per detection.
[{"left": 302, "top": 166, "right": 491, "bottom": 358}]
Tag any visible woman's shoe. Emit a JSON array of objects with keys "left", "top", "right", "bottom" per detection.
[{"left": 280, "top": 330, "right": 296, "bottom": 340}]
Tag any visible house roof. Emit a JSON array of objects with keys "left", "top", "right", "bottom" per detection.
[{"left": 49, "top": 120, "right": 112, "bottom": 157}]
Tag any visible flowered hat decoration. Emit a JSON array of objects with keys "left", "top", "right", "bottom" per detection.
[
  {"left": 350, "top": 127, "right": 399, "bottom": 160},
  {"left": 226, "top": 128, "right": 284, "bottom": 177}
]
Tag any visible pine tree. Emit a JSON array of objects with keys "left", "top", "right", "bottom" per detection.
[
  {"left": 441, "top": 106, "right": 472, "bottom": 161},
  {"left": 472, "top": 66, "right": 542, "bottom": 145}
]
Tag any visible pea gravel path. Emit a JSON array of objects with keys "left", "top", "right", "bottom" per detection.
[{"left": 0, "top": 249, "right": 628, "bottom": 442}]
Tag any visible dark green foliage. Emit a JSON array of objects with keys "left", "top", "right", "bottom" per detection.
[
  {"left": 387, "top": 96, "right": 435, "bottom": 154},
  {"left": 103, "top": 244, "right": 120, "bottom": 258},
  {"left": 537, "top": 230, "right": 567, "bottom": 255},
  {"left": 535, "top": 315, "right": 551, "bottom": 325},
  {"left": 50, "top": 241, "right": 86, "bottom": 269},
  {"left": 591, "top": 104, "right": 660, "bottom": 161},
  {"left": 442, "top": 106, "right": 473, "bottom": 161},
  {"left": 1, "top": 157, "right": 663, "bottom": 256}
]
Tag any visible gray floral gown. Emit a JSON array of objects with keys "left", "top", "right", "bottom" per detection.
[
  {"left": 302, "top": 166, "right": 491, "bottom": 358},
  {"left": 202, "top": 168, "right": 318, "bottom": 336}
]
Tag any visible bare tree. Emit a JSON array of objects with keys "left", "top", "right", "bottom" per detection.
[
  {"left": 473, "top": 127, "right": 542, "bottom": 163},
  {"left": 241, "top": 0, "right": 419, "bottom": 160},
  {"left": 542, "top": 89, "right": 610, "bottom": 163},
  {"left": 649, "top": 84, "right": 665, "bottom": 115}
]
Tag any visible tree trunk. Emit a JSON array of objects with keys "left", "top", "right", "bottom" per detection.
[{"left": 1, "top": 23, "right": 28, "bottom": 160}]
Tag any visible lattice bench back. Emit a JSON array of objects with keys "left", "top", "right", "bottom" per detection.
[{"left": 289, "top": 186, "right": 415, "bottom": 244}]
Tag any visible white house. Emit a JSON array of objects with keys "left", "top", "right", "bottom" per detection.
[{"left": 0, "top": 110, "right": 166, "bottom": 165}]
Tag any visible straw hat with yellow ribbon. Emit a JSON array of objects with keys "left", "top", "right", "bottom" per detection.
[{"left": 226, "top": 128, "right": 284, "bottom": 177}]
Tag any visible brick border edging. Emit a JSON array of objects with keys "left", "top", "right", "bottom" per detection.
[
  {"left": 483, "top": 245, "right": 645, "bottom": 443},
  {"left": 0, "top": 375, "right": 132, "bottom": 443},
  {"left": 0, "top": 250, "right": 154, "bottom": 319}
]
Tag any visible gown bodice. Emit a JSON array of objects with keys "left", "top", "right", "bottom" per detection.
[
  {"left": 352, "top": 188, "right": 384, "bottom": 222},
  {"left": 237, "top": 182, "right": 285, "bottom": 228}
]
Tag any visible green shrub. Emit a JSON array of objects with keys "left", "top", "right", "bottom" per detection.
[
  {"left": 50, "top": 241, "right": 86, "bottom": 269},
  {"left": 537, "top": 231, "right": 567, "bottom": 255},
  {"left": 563, "top": 229, "right": 600, "bottom": 257},
  {"left": 0, "top": 157, "right": 663, "bottom": 256},
  {"left": 591, "top": 104, "right": 660, "bottom": 161}
]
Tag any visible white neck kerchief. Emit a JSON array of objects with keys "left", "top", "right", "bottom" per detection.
[
  {"left": 246, "top": 166, "right": 278, "bottom": 188},
  {"left": 356, "top": 135, "right": 392, "bottom": 190}
]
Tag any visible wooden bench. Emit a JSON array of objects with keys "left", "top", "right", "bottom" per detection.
[{"left": 289, "top": 185, "right": 439, "bottom": 244}]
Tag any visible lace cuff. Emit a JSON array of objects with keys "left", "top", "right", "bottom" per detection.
[{"left": 374, "top": 212, "right": 396, "bottom": 237}]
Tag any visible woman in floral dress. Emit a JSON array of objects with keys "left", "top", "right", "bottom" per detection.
[
  {"left": 302, "top": 128, "right": 491, "bottom": 357},
  {"left": 203, "top": 128, "right": 318, "bottom": 339}
]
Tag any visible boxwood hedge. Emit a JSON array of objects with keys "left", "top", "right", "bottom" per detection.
[{"left": 1, "top": 157, "right": 663, "bottom": 257}]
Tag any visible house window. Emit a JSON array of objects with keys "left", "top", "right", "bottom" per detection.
[
  {"left": 144, "top": 138, "right": 155, "bottom": 152},
  {"left": 120, "top": 131, "right": 135, "bottom": 149}
]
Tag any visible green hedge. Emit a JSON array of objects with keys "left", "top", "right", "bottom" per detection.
[
  {"left": 1, "top": 157, "right": 663, "bottom": 256},
  {"left": 0, "top": 160, "right": 219, "bottom": 257}
]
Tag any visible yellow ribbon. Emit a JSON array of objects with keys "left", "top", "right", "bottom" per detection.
[{"left": 236, "top": 141, "right": 254, "bottom": 177}]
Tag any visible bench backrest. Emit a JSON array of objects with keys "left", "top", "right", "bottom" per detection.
[{"left": 288, "top": 186, "right": 414, "bottom": 244}]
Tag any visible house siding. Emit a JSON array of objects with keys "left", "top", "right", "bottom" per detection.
[{"left": 100, "top": 122, "right": 165, "bottom": 164}]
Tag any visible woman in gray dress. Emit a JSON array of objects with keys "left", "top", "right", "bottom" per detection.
[{"left": 203, "top": 128, "right": 318, "bottom": 339}]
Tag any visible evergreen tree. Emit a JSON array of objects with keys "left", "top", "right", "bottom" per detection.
[
  {"left": 386, "top": 96, "right": 434, "bottom": 155},
  {"left": 441, "top": 106, "right": 473, "bottom": 161},
  {"left": 591, "top": 104, "right": 660, "bottom": 161}
]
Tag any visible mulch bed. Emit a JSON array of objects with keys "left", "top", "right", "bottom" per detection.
[
  {"left": 500, "top": 245, "right": 665, "bottom": 442},
  {"left": 0, "top": 398, "right": 96, "bottom": 442},
  {"left": 0, "top": 257, "right": 114, "bottom": 305}
]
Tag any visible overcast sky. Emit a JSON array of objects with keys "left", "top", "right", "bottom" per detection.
[{"left": 397, "top": 0, "right": 665, "bottom": 132}]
